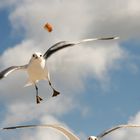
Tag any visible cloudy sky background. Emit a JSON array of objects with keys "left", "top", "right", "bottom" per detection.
[{"left": 0, "top": 0, "right": 140, "bottom": 139}]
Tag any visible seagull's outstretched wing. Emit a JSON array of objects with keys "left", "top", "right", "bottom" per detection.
[
  {"left": 0, "top": 65, "right": 27, "bottom": 79},
  {"left": 43, "top": 36, "right": 119, "bottom": 59},
  {"left": 97, "top": 124, "right": 140, "bottom": 139},
  {"left": 2, "top": 124, "right": 80, "bottom": 140}
]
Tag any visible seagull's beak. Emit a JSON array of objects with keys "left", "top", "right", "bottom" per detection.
[
  {"left": 34, "top": 55, "right": 38, "bottom": 59},
  {"left": 32, "top": 54, "right": 38, "bottom": 59}
]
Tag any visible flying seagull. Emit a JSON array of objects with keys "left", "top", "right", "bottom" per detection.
[
  {"left": 2, "top": 124, "right": 140, "bottom": 140},
  {"left": 0, "top": 36, "right": 118, "bottom": 104}
]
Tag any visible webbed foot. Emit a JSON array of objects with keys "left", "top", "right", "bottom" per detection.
[
  {"left": 52, "top": 90, "right": 60, "bottom": 97},
  {"left": 36, "top": 96, "right": 43, "bottom": 104}
]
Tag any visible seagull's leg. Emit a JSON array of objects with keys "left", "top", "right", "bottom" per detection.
[
  {"left": 35, "top": 84, "right": 43, "bottom": 104},
  {"left": 48, "top": 80, "right": 60, "bottom": 97},
  {"left": 47, "top": 72, "right": 60, "bottom": 97}
]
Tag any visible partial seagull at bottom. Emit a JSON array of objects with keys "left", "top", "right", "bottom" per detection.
[
  {"left": 0, "top": 37, "right": 118, "bottom": 104},
  {"left": 1, "top": 124, "right": 140, "bottom": 140}
]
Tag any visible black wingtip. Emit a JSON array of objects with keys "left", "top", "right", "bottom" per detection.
[
  {"left": 3, "top": 126, "right": 17, "bottom": 130},
  {"left": 0, "top": 73, "right": 4, "bottom": 79},
  {"left": 100, "top": 37, "right": 119, "bottom": 40},
  {"left": 43, "top": 41, "right": 75, "bottom": 60}
]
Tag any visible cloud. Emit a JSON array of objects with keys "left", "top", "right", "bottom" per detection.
[
  {"left": 0, "top": 0, "right": 140, "bottom": 140},
  {"left": 84, "top": 0, "right": 140, "bottom": 41},
  {"left": 0, "top": 0, "right": 17, "bottom": 9},
  {"left": 0, "top": 100, "right": 79, "bottom": 140},
  {"left": 1, "top": 113, "right": 69, "bottom": 140},
  {"left": 104, "top": 112, "right": 140, "bottom": 140},
  {"left": 0, "top": 0, "right": 126, "bottom": 102},
  {"left": 2, "top": 0, "right": 140, "bottom": 41},
  {"left": 2, "top": 95, "right": 76, "bottom": 126},
  {"left": 9, "top": 0, "right": 93, "bottom": 41}
]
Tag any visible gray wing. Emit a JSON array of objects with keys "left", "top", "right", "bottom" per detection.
[
  {"left": 0, "top": 65, "right": 27, "bottom": 79},
  {"left": 97, "top": 124, "right": 140, "bottom": 139},
  {"left": 43, "top": 36, "right": 119, "bottom": 60},
  {"left": 2, "top": 124, "right": 80, "bottom": 140}
]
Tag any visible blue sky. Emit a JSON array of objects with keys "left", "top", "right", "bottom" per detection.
[
  {"left": 0, "top": 9, "right": 23, "bottom": 53},
  {"left": 0, "top": 0, "right": 140, "bottom": 140},
  {"left": 0, "top": 9, "right": 12, "bottom": 52}
]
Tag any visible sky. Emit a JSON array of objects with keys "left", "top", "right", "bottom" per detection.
[{"left": 0, "top": 0, "right": 140, "bottom": 139}]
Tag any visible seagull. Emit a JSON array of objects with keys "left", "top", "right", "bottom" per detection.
[
  {"left": 2, "top": 124, "right": 140, "bottom": 140},
  {"left": 0, "top": 36, "right": 118, "bottom": 104}
]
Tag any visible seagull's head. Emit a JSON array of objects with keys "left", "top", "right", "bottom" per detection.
[
  {"left": 88, "top": 136, "right": 98, "bottom": 140},
  {"left": 30, "top": 52, "right": 44, "bottom": 63}
]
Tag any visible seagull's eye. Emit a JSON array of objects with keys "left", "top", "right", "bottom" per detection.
[
  {"left": 40, "top": 55, "right": 42, "bottom": 57},
  {"left": 32, "top": 54, "right": 35, "bottom": 57}
]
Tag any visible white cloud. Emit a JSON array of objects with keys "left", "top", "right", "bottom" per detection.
[
  {"left": 9, "top": 0, "right": 93, "bottom": 41},
  {"left": 0, "top": 0, "right": 17, "bottom": 9},
  {"left": 1, "top": 100, "right": 79, "bottom": 140},
  {"left": 2, "top": 95, "right": 76, "bottom": 126},
  {"left": 104, "top": 112, "right": 140, "bottom": 140},
  {"left": 1, "top": 113, "right": 69, "bottom": 140},
  {"left": 128, "top": 112, "right": 140, "bottom": 124},
  {"left": 0, "top": 0, "right": 140, "bottom": 139},
  {"left": 84, "top": 0, "right": 140, "bottom": 40}
]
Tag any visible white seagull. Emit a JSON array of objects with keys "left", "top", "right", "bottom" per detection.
[
  {"left": 2, "top": 124, "right": 140, "bottom": 140},
  {"left": 0, "top": 37, "right": 118, "bottom": 104}
]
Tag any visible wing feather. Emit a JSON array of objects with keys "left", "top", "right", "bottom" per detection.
[
  {"left": 97, "top": 124, "right": 140, "bottom": 138},
  {"left": 43, "top": 36, "right": 119, "bottom": 60},
  {"left": 3, "top": 124, "right": 80, "bottom": 140},
  {"left": 0, "top": 65, "right": 27, "bottom": 79}
]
